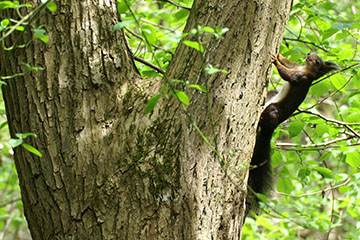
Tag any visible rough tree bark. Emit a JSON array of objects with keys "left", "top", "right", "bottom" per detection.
[{"left": 1, "top": 0, "right": 291, "bottom": 239}]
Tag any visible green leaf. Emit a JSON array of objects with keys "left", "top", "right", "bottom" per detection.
[
  {"left": 0, "top": 1, "right": 15, "bottom": 9},
  {"left": 145, "top": 94, "right": 161, "bottom": 114},
  {"left": 18, "top": 3, "right": 33, "bottom": 8},
  {"left": 114, "top": 20, "right": 134, "bottom": 31},
  {"left": 276, "top": 177, "right": 294, "bottom": 194},
  {"left": 330, "top": 74, "right": 347, "bottom": 93},
  {"left": 46, "top": 2, "right": 57, "bottom": 12},
  {"left": 298, "top": 167, "right": 311, "bottom": 181},
  {"left": 332, "top": 22, "right": 353, "bottom": 30},
  {"left": 344, "top": 112, "right": 360, "bottom": 123},
  {"left": 205, "top": 65, "right": 229, "bottom": 75},
  {"left": 117, "top": 0, "right": 129, "bottom": 14},
  {"left": 320, "top": 1, "right": 336, "bottom": 10},
  {"left": 15, "top": 25, "right": 24, "bottom": 31},
  {"left": 354, "top": 71, "right": 360, "bottom": 89},
  {"left": 202, "top": 26, "right": 215, "bottom": 33},
  {"left": 271, "top": 151, "right": 282, "bottom": 168},
  {"left": 22, "top": 143, "right": 43, "bottom": 157},
  {"left": 335, "top": 31, "right": 350, "bottom": 41},
  {"left": 189, "top": 28, "right": 198, "bottom": 35},
  {"left": 337, "top": 48, "right": 355, "bottom": 60},
  {"left": 315, "top": 123, "right": 328, "bottom": 137},
  {"left": 320, "top": 152, "right": 332, "bottom": 161},
  {"left": 345, "top": 151, "right": 360, "bottom": 168},
  {"left": 142, "top": 28, "right": 156, "bottom": 45},
  {"left": 1, "top": 18, "right": 9, "bottom": 28},
  {"left": 161, "top": 84, "right": 167, "bottom": 94},
  {"left": 256, "top": 193, "right": 268, "bottom": 203},
  {"left": 21, "top": 62, "right": 44, "bottom": 72},
  {"left": 170, "top": 79, "right": 185, "bottom": 85},
  {"left": 0, "top": 121, "right": 8, "bottom": 130},
  {"left": 141, "top": 70, "right": 159, "bottom": 77},
  {"left": 278, "top": 166, "right": 290, "bottom": 176},
  {"left": 311, "top": 79, "right": 331, "bottom": 97},
  {"left": 173, "top": 9, "right": 189, "bottom": 21},
  {"left": 284, "top": 151, "right": 298, "bottom": 164},
  {"left": 313, "top": 166, "right": 333, "bottom": 178},
  {"left": 288, "top": 121, "right": 305, "bottom": 137},
  {"left": 187, "top": 84, "right": 208, "bottom": 93},
  {"left": 172, "top": 90, "right": 190, "bottom": 105},
  {"left": 305, "top": 160, "right": 319, "bottom": 166},
  {"left": 9, "top": 138, "right": 23, "bottom": 148},
  {"left": 34, "top": 33, "right": 48, "bottom": 43},
  {"left": 33, "top": 28, "right": 46, "bottom": 35},
  {"left": 322, "top": 27, "right": 339, "bottom": 41},
  {"left": 338, "top": 186, "right": 350, "bottom": 194},
  {"left": 215, "top": 26, "right": 229, "bottom": 37},
  {"left": 15, "top": 133, "right": 37, "bottom": 139},
  {"left": 183, "top": 40, "right": 204, "bottom": 53}
]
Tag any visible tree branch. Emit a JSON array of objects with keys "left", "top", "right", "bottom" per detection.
[{"left": 300, "top": 110, "right": 360, "bottom": 138}]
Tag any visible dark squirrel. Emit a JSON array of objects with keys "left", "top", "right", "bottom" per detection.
[{"left": 248, "top": 53, "right": 340, "bottom": 207}]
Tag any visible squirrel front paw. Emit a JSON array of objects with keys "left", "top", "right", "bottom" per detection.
[{"left": 271, "top": 55, "right": 278, "bottom": 64}]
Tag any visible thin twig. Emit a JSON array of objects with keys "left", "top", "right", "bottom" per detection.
[
  {"left": 301, "top": 110, "right": 360, "bottom": 126},
  {"left": 283, "top": 37, "right": 328, "bottom": 52},
  {"left": 277, "top": 178, "right": 351, "bottom": 198},
  {"left": 133, "top": 56, "right": 165, "bottom": 74},
  {"left": 301, "top": 110, "right": 360, "bottom": 139},
  {"left": 0, "top": 198, "right": 21, "bottom": 208},
  {"left": 124, "top": 27, "right": 172, "bottom": 54},
  {"left": 158, "top": 0, "right": 191, "bottom": 10},
  {"left": 141, "top": 18, "right": 176, "bottom": 33},
  {"left": 313, "top": 63, "right": 360, "bottom": 86},
  {"left": 276, "top": 135, "right": 355, "bottom": 149}
]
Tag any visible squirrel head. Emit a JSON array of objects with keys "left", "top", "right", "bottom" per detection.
[{"left": 306, "top": 53, "right": 340, "bottom": 78}]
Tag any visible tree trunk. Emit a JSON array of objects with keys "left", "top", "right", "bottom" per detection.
[{"left": 1, "top": 0, "right": 291, "bottom": 239}]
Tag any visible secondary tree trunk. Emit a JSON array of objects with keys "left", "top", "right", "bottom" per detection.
[{"left": 1, "top": 0, "right": 291, "bottom": 239}]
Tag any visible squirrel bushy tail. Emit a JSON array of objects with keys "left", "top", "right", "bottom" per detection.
[
  {"left": 249, "top": 103, "right": 279, "bottom": 197},
  {"left": 246, "top": 124, "right": 275, "bottom": 215},
  {"left": 249, "top": 127, "right": 274, "bottom": 195}
]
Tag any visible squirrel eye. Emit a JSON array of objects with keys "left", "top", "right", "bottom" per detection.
[{"left": 316, "top": 60, "right": 320, "bottom": 64}]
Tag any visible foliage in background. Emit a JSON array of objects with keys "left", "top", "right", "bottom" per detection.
[
  {"left": 0, "top": 0, "right": 359, "bottom": 239},
  {"left": 118, "top": 0, "right": 192, "bottom": 77}
]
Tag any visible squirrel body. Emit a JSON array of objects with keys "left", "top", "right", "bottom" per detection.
[
  {"left": 263, "top": 53, "right": 339, "bottom": 126},
  {"left": 248, "top": 53, "right": 340, "bottom": 205}
]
